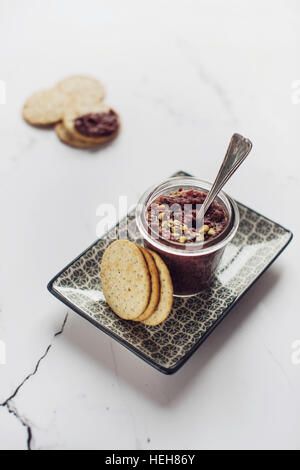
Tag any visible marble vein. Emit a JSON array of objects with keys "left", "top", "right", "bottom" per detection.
[
  {"left": 266, "top": 347, "right": 293, "bottom": 391},
  {"left": 0, "top": 314, "right": 68, "bottom": 450},
  {"left": 176, "top": 35, "right": 239, "bottom": 124}
]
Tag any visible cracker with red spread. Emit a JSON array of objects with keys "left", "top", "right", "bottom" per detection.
[{"left": 63, "top": 102, "right": 120, "bottom": 145}]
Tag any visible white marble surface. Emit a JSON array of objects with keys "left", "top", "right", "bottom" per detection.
[{"left": 0, "top": 0, "right": 300, "bottom": 450}]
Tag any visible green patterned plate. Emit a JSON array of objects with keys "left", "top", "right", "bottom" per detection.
[{"left": 48, "top": 172, "right": 292, "bottom": 374}]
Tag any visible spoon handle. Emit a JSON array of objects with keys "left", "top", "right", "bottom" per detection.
[{"left": 199, "top": 133, "right": 252, "bottom": 220}]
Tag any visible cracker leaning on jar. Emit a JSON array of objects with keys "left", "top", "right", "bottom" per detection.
[{"left": 100, "top": 240, "right": 174, "bottom": 325}]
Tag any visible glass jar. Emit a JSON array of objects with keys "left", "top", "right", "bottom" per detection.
[{"left": 135, "top": 176, "right": 240, "bottom": 296}]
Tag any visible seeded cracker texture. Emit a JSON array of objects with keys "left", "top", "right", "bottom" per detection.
[
  {"left": 100, "top": 240, "right": 151, "bottom": 320},
  {"left": 22, "top": 88, "right": 67, "bottom": 126},
  {"left": 134, "top": 246, "right": 160, "bottom": 321},
  {"left": 55, "top": 75, "right": 105, "bottom": 103},
  {"left": 142, "top": 250, "right": 173, "bottom": 326}
]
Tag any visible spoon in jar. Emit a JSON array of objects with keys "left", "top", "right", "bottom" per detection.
[{"left": 197, "top": 133, "right": 252, "bottom": 224}]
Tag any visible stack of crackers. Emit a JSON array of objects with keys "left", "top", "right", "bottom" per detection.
[
  {"left": 100, "top": 240, "right": 173, "bottom": 326},
  {"left": 23, "top": 76, "right": 120, "bottom": 149}
]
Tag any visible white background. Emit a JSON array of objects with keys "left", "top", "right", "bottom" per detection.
[{"left": 0, "top": 0, "right": 299, "bottom": 450}]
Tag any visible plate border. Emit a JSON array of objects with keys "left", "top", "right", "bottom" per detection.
[{"left": 47, "top": 176, "right": 293, "bottom": 374}]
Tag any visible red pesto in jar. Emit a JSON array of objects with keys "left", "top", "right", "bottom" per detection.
[
  {"left": 136, "top": 178, "right": 239, "bottom": 297},
  {"left": 142, "top": 188, "right": 231, "bottom": 295},
  {"left": 147, "top": 189, "right": 228, "bottom": 244}
]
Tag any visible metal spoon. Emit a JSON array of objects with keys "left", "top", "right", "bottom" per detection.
[{"left": 198, "top": 133, "right": 252, "bottom": 223}]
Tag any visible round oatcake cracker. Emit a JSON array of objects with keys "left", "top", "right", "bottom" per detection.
[
  {"left": 56, "top": 75, "right": 105, "bottom": 103},
  {"left": 22, "top": 88, "right": 67, "bottom": 126},
  {"left": 142, "top": 250, "right": 173, "bottom": 326},
  {"left": 55, "top": 122, "right": 98, "bottom": 148},
  {"left": 64, "top": 101, "right": 120, "bottom": 145},
  {"left": 133, "top": 246, "right": 160, "bottom": 322},
  {"left": 100, "top": 240, "right": 151, "bottom": 320}
]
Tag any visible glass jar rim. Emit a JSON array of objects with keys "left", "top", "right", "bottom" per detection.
[{"left": 135, "top": 176, "right": 240, "bottom": 257}]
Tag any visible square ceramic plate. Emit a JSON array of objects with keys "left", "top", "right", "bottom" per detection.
[{"left": 48, "top": 172, "right": 293, "bottom": 374}]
